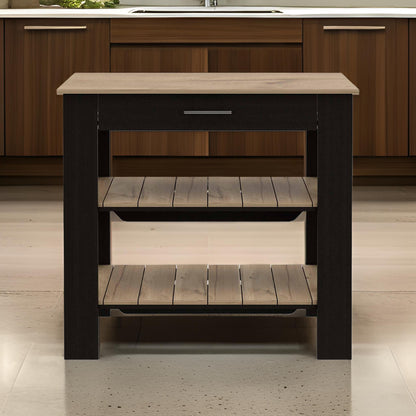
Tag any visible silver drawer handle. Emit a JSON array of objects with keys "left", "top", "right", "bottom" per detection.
[
  {"left": 24, "top": 26, "right": 87, "bottom": 31},
  {"left": 184, "top": 110, "right": 232, "bottom": 115},
  {"left": 323, "top": 26, "right": 385, "bottom": 31}
]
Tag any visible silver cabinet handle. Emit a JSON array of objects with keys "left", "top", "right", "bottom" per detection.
[
  {"left": 24, "top": 26, "right": 87, "bottom": 31},
  {"left": 323, "top": 26, "right": 385, "bottom": 31},
  {"left": 183, "top": 110, "right": 232, "bottom": 115}
]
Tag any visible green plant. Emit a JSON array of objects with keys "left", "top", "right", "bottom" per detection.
[
  {"left": 57, "top": 0, "right": 120, "bottom": 8},
  {"left": 58, "top": 0, "right": 82, "bottom": 6}
]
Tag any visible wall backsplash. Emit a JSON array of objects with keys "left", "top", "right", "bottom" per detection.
[{"left": 120, "top": 0, "right": 416, "bottom": 7}]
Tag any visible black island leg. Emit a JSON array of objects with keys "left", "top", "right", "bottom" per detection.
[
  {"left": 317, "top": 95, "right": 352, "bottom": 360},
  {"left": 64, "top": 94, "right": 99, "bottom": 359}
]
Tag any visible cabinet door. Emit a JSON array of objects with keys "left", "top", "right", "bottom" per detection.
[
  {"left": 304, "top": 19, "right": 408, "bottom": 156},
  {"left": 111, "top": 46, "right": 209, "bottom": 156},
  {"left": 0, "top": 20, "right": 4, "bottom": 156},
  {"left": 5, "top": 19, "right": 110, "bottom": 156},
  {"left": 208, "top": 45, "right": 304, "bottom": 156},
  {"left": 410, "top": 20, "right": 416, "bottom": 155}
]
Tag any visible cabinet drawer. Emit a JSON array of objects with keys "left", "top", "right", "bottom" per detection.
[
  {"left": 98, "top": 94, "right": 316, "bottom": 131},
  {"left": 110, "top": 18, "right": 302, "bottom": 44}
]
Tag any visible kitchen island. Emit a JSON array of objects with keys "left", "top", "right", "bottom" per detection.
[{"left": 58, "top": 72, "right": 358, "bottom": 360}]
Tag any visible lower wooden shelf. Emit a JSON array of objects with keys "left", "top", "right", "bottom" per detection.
[{"left": 98, "top": 264, "right": 317, "bottom": 309}]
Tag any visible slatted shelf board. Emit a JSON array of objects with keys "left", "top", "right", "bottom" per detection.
[
  {"left": 98, "top": 264, "right": 317, "bottom": 307},
  {"left": 97, "top": 177, "right": 317, "bottom": 208}
]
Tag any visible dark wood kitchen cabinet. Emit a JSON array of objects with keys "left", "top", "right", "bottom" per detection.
[
  {"left": 5, "top": 19, "right": 110, "bottom": 156},
  {"left": 0, "top": 20, "right": 4, "bottom": 156},
  {"left": 110, "top": 19, "right": 304, "bottom": 157},
  {"left": 304, "top": 19, "right": 408, "bottom": 156}
]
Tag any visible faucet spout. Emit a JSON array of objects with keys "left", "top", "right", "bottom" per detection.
[{"left": 204, "top": 0, "right": 218, "bottom": 7}]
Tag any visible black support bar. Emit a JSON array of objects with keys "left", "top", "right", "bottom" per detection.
[
  {"left": 98, "top": 130, "right": 111, "bottom": 266},
  {"left": 305, "top": 130, "right": 318, "bottom": 265}
]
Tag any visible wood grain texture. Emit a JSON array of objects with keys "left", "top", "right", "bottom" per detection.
[
  {"left": 240, "top": 177, "right": 277, "bottom": 207},
  {"left": 5, "top": 19, "right": 110, "bottom": 156},
  {"left": 208, "top": 265, "right": 242, "bottom": 305},
  {"left": 111, "top": 156, "right": 304, "bottom": 178},
  {"left": 110, "top": 18, "right": 302, "bottom": 44},
  {"left": 0, "top": 20, "right": 3, "bottom": 156},
  {"left": 272, "top": 177, "right": 312, "bottom": 207},
  {"left": 98, "top": 265, "right": 112, "bottom": 305},
  {"left": 139, "top": 265, "right": 176, "bottom": 305},
  {"left": 303, "top": 177, "right": 318, "bottom": 207},
  {"left": 303, "top": 265, "right": 318, "bottom": 305},
  {"left": 96, "top": 176, "right": 319, "bottom": 208},
  {"left": 110, "top": 45, "right": 209, "bottom": 157},
  {"left": 272, "top": 265, "right": 313, "bottom": 305},
  {"left": 6, "top": 155, "right": 415, "bottom": 180},
  {"left": 138, "top": 177, "right": 176, "bottom": 207},
  {"left": 410, "top": 20, "right": 416, "bottom": 156},
  {"left": 58, "top": 73, "right": 358, "bottom": 95},
  {"left": 304, "top": 18, "right": 407, "bottom": 156},
  {"left": 240, "top": 264, "right": 277, "bottom": 305},
  {"left": 104, "top": 177, "right": 144, "bottom": 207},
  {"left": 209, "top": 131, "right": 305, "bottom": 157},
  {"left": 208, "top": 45, "right": 302, "bottom": 73},
  {"left": 208, "top": 177, "right": 242, "bottom": 207},
  {"left": 111, "top": 131, "right": 209, "bottom": 156},
  {"left": 111, "top": 45, "right": 208, "bottom": 72},
  {"left": 104, "top": 265, "right": 144, "bottom": 305},
  {"left": 174, "top": 177, "right": 207, "bottom": 207},
  {"left": 174, "top": 265, "right": 208, "bottom": 305},
  {"left": 98, "top": 177, "right": 113, "bottom": 207}
]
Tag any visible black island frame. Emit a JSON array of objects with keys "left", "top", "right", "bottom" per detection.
[{"left": 64, "top": 92, "right": 352, "bottom": 360}]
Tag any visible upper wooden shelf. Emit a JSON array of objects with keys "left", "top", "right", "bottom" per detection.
[
  {"left": 57, "top": 73, "right": 359, "bottom": 95},
  {"left": 98, "top": 176, "right": 317, "bottom": 209}
]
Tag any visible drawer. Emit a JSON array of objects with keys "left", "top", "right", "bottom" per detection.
[
  {"left": 98, "top": 94, "right": 317, "bottom": 131},
  {"left": 110, "top": 18, "right": 302, "bottom": 44}
]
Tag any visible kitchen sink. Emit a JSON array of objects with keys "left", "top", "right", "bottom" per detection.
[{"left": 129, "top": 7, "right": 283, "bottom": 14}]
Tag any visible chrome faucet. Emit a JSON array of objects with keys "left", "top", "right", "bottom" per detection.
[{"left": 204, "top": 0, "right": 218, "bottom": 7}]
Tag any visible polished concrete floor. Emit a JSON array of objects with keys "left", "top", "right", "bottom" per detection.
[{"left": 1, "top": 185, "right": 416, "bottom": 415}]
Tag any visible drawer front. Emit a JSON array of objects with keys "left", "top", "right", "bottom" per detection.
[
  {"left": 98, "top": 94, "right": 317, "bottom": 131},
  {"left": 110, "top": 18, "right": 302, "bottom": 44}
]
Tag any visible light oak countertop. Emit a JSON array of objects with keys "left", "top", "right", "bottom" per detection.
[{"left": 57, "top": 72, "right": 359, "bottom": 95}]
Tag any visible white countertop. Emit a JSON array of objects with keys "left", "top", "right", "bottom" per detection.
[{"left": 2, "top": 6, "right": 416, "bottom": 18}]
